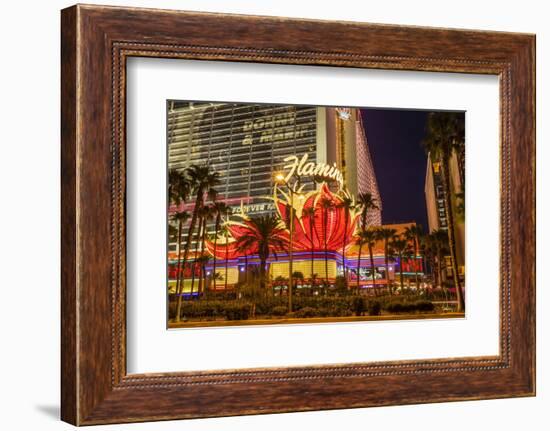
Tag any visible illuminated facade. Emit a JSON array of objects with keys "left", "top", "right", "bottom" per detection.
[
  {"left": 201, "top": 184, "right": 421, "bottom": 292},
  {"left": 167, "top": 102, "right": 383, "bottom": 293}
]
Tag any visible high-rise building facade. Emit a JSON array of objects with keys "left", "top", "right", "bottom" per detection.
[
  {"left": 167, "top": 102, "right": 382, "bottom": 256},
  {"left": 424, "top": 152, "right": 465, "bottom": 280}
]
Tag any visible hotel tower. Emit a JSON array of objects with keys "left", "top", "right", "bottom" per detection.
[{"left": 167, "top": 102, "right": 382, "bottom": 256}]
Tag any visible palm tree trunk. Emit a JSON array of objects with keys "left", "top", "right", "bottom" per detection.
[
  {"left": 260, "top": 257, "right": 266, "bottom": 290},
  {"left": 244, "top": 253, "right": 248, "bottom": 285},
  {"left": 190, "top": 215, "right": 202, "bottom": 298},
  {"left": 385, "top": 244, "right": 391, "bottom": 295},
  {"left": 342, "top": 211, "right": 348, "bottom": 281},
  {"left": 441, "top": 159, "right": 465, "bottom": 312},
  {"left": 309, "top": 222, "right": 315, "bottom": 289},
  {"left": 200, "top": 217, "right": 208, "bottom": 298},
  {"left": 436, "top": 250, "right": 442, "bottom": 288},
  {"left": 212, "top": 216, "right": 220, "bottom": 292},
  {"left": 356, "top": 243, "right": 363, "bottom": 292},
  {"left": 224, "top": 228, "right": 229, "bottom": 291},
  {"left": 174, "top": 218, "right": 183, "bottom": 317},
  {"left": 323, "top": 207, "right": 329, "bottom": 286},
  {"left": 399, "top": 254, "right": 404, "bottom": 291},
  {"left": 413, "top": 241, "right": 419, "bottom": 291},
  {"left": 175, "top": 193, "right": 203, "bottom": 321},
  {"left": 369, "top": 246, "right": 376, "bottom": 296}
]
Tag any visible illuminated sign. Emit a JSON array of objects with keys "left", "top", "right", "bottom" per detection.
[
  {"left": 282, "top": 153, "right": 344, "bottom": 188},
  {"left": 241, "top": 111, "right": 312, "bottom": 145}
]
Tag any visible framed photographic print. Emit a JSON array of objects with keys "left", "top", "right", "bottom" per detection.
[{"left": 61, "top": 4, "right": 535, "bottom": 425}]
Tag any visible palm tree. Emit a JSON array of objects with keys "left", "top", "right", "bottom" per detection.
[
  {"left": 319, "top": 196, "right": 333, "bottom": 286},
  {"left": 404, "top": 225, "right": 423, "bottom": 290},
  {"left": 377, "top": 227, "right": 397, "bottom": 294},
  {"left": 197, "top": 205, "right": 214, "bottom": 297},
  {"left": 390, "top": 236, "right": 413, "bottom": 292},
  {"left": 419, "top": 232, "right": 437, "bottom": 290},
  {"left": 210, "top": 200, "right": 229, "bottom": 291},
  {"left": 455, "top": 183, "right": 465, "bottom": 224},
  {"left": 196, "top": 254, "right": 210, "bottom": 298},
  {"left": 171, "top": 211, "right": 190, "bottom": 301},
  {"left": 429, "top": 229, "right": 450, "bottom": 290},
  {"left": 235, "top": 215, "right": 288, "bottom": 293},
  {"left": 356, "top": 192, "right": 379, "bottom": 230},
  {"left": 338, "top": 194, "right": 355, "bottom": 280},
  {"left": 355, "top": 193, "right": 379, "bottom": 292},
  {"left": 356, "top": 228, "right": 378, "bottom": 294},
  {"left": 274, "top": 275, "right": 287, "bottom": 296},
  {"left": 235, "top": 234, "right": 256, "bottom": 287},
  {"left": 219, "top": 224, "right": 230, "bottom": 291},
  {"left": 423, "top": 112, "right": 465, "bottom": 311},
  {"left": 302, "top": 206, "right": 316, "bottom": 287},
  {"left": 168, "top": 169, "right": 191, "bottom": 207},
  {"left": 292, "top": 271, "right": 304, "bottom": 295},
  {"left": 175, "top": 164, "right": 221, "bottom": 322}
]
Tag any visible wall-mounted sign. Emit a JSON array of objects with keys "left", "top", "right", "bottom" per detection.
[{"left": 283, "top": 153, "right": 344, "bottom": 188}]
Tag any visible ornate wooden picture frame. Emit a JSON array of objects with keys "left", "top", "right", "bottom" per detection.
[{"left": 61, "top": 4, "right": 535, "bottom": 425}]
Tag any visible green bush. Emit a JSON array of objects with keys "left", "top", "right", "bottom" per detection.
[
  {"left": 224, "top": 303, "right": 251, "bottom": 321},
  {"left": 367, "top": 300, "right": 382, "bottom": 316},
  {"left": 384, "top": 300, "right": 434, "bottom": 314},
  {"left": 316, "top": 307, "right": 332, "bottom": 317},
  {"left": 352, "top": 296, "right": 367, "bottom": 316},
  {"left": 295, "top": 306, "right": 317, "bottom": 318},
  {"left": 255, "top": 297, "right": 286, "bottom": 315},
  {"left": 415, "top": 300, "right": 435, "bottom": 312},
  {"left": 271, "top": 305, "right": 288, "bottom": 316}
]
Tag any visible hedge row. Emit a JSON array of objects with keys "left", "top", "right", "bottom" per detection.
[{"left": 169, "top": 296, "right": 435, "bottom": 321}]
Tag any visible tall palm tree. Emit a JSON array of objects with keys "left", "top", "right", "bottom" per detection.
[
  {"left": 197, "top": 205, "right": 214, "bottom": 297},
  {"left": 319, "top": 196, "right": 333, "bottom": 286},
  {"left": 210, "top": 200, "right": 229, "bottom": 291},
  {"left": 356, "top": 228, "right": 378, "bottom": 294},
  {"left": 168, "top": 169, "right": 191, "bottom": 207},
  {"left": 338, "top": 194, "right": 355, "bottom": 280},
  {"left": 430, "top": 229, "right": 450, "bottom": 290},
  {"left": 175, "top": 164, "right": 221, "bottom": 322},
  {"left": 377, "top": 227, "right": 397, "bottom": 294},
  {"left": 218, "top": 224, "right": 230, "bottom": 291},
  {"left": 302, "top": 206, "right": 316, "bottom": 287},
  {"left": 423, "top": 112, "right": 465, "bottom": 311},
  {"left": 235, "top": 234, "right": 256, "bottom": 287},
  {"left": 390, "top": 236, "right": 413, "bottom": 292},
  {"left": 196, "top": 254, "right": 210, "bottom": 298},
  {"left": 171, "top": 211, "right": 190, "bottom": 300},
  {"left": 455, "top": 183, "right": 465, "bottom": 224},
  {"left": 356, "top": 192, "right": 379, "bottom": 230},
  {"left": 235, "top": 215, "right": 288, "bottom": 293},
  {"left": 404, "top": 225, "right": 423, "bottom": 290},
  {"left": 356, "top": 192, "right": 379, "bottom": 291},
  {"left": 223, "top": 209, "right": 233, "bottom": 290},
  {"left": 419, "top": 234, "right": 433, "bottom": 287}
]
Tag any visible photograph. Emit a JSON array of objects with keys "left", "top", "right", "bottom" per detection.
[{"left": 166, "top": 101, "right": 466, "bottom": 328}]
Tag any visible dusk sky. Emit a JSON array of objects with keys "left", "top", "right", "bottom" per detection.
[{"left": 360, "top": 108, "right": 429, "bottom": 231}]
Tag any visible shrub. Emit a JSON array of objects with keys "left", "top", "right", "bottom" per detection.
[
  {"left": 368, "top": 300, "right": 382, "bottom": 316},
  {"left": 224, "top": 303, "right": 251, "bottom": 321},
  {"left": 296, "top": 306, "right": 317, "bottom": 318},
  {"left": 415, "top": 300, "right": 435, "bottom": 312},
  {"left": 386, "top": 302, "right": 406, "bottom": 313},
  {"left": 351, "top": 296, "right": 367, "bottom": 316},
  {"left": 384, "top": 300, "right": 434, "bottom": 314},
  {"left": 271, "top": 306, "right": 288, "bottom": 317},
  {"left": 316, "top": 307, "right": 332, "bottom": 317},
  {"left": 334, "top": 276, "right": 348, "bottom": 292}
]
